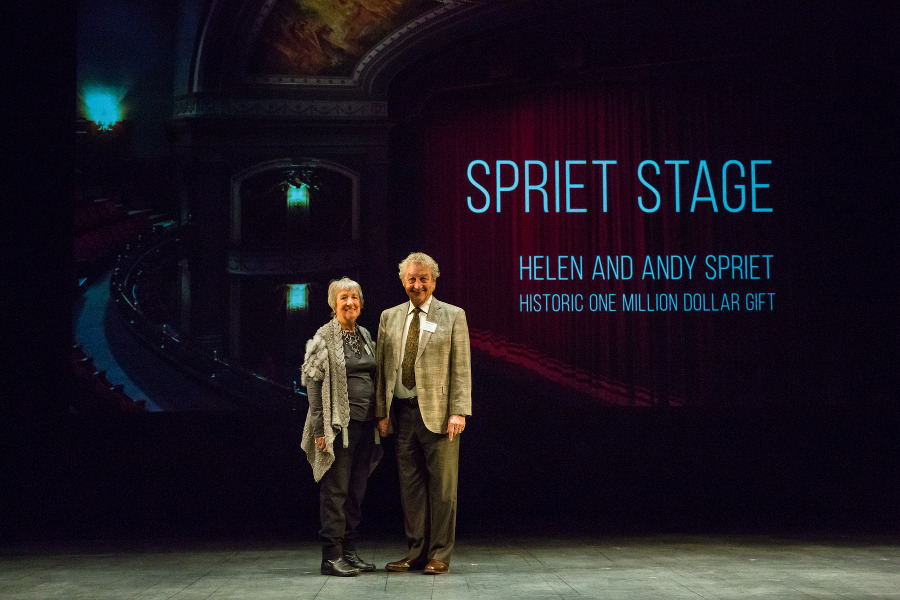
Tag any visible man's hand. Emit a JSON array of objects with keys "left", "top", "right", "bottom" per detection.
[
  {"left": 447, "top": 415, "right": 466, "bottom": 441},
  {"left": 377, "top": 418, "right": 389, "bottom": 437}
]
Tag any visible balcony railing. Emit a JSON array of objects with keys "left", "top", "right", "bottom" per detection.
[{"left": 109, "top": 224, "right": 305, "bottom": 412}]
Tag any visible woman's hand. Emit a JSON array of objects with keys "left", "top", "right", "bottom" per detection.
[
  {"left": 377, "top": 418, "right": 388, "bottom": 437},
  {"left": 315, "top": 436, "right": 326, "bottom": 451}
]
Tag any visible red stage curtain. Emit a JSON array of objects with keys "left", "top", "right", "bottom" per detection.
[{"left": 404, "top": 79, "right": 784, "bottom": 406}]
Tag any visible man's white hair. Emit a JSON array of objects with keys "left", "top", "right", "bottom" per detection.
[{"left": 398, "top": 252, "right": 440, "bottom": 281}]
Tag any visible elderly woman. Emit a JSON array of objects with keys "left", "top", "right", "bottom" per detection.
[{"left": 301, "top": 277, "right": 382, "bottom": 577}]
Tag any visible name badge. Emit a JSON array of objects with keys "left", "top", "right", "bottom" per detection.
[{"left": 422, "top": 320, "right": 437, "bottom": 333}]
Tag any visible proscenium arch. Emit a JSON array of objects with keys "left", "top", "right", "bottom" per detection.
[{"left": 229, "top": 158, "right": 360, "bottom": 246}]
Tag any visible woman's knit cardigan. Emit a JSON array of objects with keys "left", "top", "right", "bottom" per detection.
[{"left": 299, "top": 317, "right": 378, "bottom": 482}]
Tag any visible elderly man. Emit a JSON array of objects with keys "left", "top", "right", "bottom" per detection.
[{"left": 376, "top": 252, "right": 472, "bottom": 575}]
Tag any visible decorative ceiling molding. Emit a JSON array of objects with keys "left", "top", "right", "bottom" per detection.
[
  {"left": 192, "top": 0, "right": 497, "bottom": 96},
  {"left": 227, "top": 248, "right": 365, "bottom": 276},
  {"left": 244, "top": 1, "right": 461, "bottom": 89},
  {"left": 174, "top": 95, "right": 388, "bottom": 120}
]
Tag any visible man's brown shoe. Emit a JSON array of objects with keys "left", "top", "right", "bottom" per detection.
[
  {"left": 385, "top": 558, "right": 423, "bottom": 572},
  {"left": 423, "top": 559, "right": 449, "bottom": 574}
]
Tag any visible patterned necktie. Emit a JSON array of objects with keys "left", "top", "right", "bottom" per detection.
[{"left": 401, "top": 307, "right": 421, "bottom": 389}]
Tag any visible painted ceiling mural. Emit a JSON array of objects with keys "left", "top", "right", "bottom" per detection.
[{"left": 249, "top": 0, "right": 437, "bottom": 77}]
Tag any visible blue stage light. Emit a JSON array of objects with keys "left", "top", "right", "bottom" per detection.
[
  {"left": 288, "top": 284, "right": 309, "bottom": 311},
  {"left": 287, "top": 182, "right": 310, "bottom": 208},
  {"left": 83, "top": 87, "right": 123, "bottom": 130}
]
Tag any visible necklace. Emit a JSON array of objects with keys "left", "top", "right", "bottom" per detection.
[{"left": 342, "top": 329, "right": 362, "bottom": 356}]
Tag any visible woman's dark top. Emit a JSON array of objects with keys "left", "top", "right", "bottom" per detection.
[
  {"left": 343, "top": 332, "right": 376, "bottom": 423},
  {"left": 307, "top": 330, "right": 375, "bottom": 437}
]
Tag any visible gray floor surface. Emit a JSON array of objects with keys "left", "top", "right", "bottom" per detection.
[{"left": 2, "top": 536, "right": 899, "bottom": 599}]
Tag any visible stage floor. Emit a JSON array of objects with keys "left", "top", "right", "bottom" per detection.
[{"left": 2, "top": 535, "right": 898, "bottom": 599}]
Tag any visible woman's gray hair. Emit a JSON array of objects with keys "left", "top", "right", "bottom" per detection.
[
  {"left": 327, "top": 277, "right": 364, "bottom": 315},
  {"left": 398, "top": 252, "right": 440, "bottom": 281}
]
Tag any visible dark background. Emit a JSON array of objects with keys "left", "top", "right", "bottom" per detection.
[{"left": 2, "top": 1, "right": 897, "bottom": 545}]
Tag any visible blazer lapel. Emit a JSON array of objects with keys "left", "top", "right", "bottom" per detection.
[
  {"left": 391, "top": 303, "right": 407, "bottom": 366},
  {"left": 416, "top": 298, "right": 439, "bottom": 361}
]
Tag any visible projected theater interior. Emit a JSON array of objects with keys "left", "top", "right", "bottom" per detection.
[{"left": 72, "top": 0, "right": 889, "bottom": 418}]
